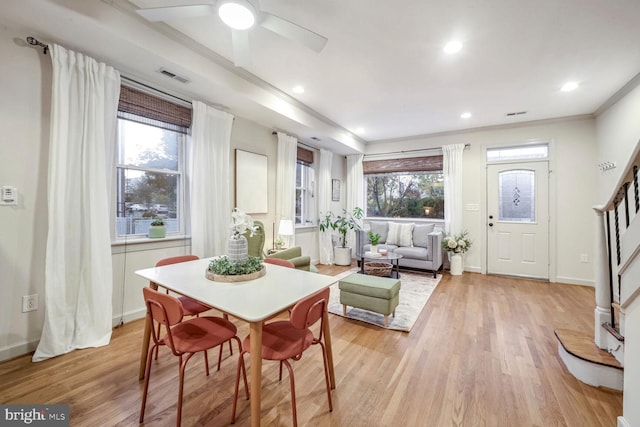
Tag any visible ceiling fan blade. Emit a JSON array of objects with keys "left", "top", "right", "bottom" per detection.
[
  {"left": 260, "top": 13, "right": 328, "bottom": 53},
  {"left": 231, "top": 29, "right": 252, "bottom": 67},
  {"left": 136, "top": 5, "right": 216, "bottom": 22}
]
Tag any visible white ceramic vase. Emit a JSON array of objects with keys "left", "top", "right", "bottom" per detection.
[
  {"left": 227, "top": 235, "right": 249, "bottom": 263},
  {"left": 449, "top": 253, "right": 463, "bottom": 275}
]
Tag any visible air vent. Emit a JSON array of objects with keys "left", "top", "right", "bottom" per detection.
[
  {"left": 311, "top": 136, "right": 320, "bottom": 141},
  {"left": 157, "top": 68, "right": 190, "bottom": 84},
  {"left": 505, "top": 111, "right": 527, "bottom": 117}
]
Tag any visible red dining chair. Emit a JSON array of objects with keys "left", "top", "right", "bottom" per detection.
[
  {"left": 140, "top": 287, "right": 248, "bottom": 427},
  {"left": 153, "top": 255, "right": 233, "bottom": 370},
  {"left": 231, "top": 287, "right": 333, "bottom": 426},
  {"left": 263, "top": 257, "right": 296, "bottom": 269}
]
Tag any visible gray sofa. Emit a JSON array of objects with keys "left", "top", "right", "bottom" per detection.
[{"left": 356, "top": 220, "right": 444, "bottom": 278}]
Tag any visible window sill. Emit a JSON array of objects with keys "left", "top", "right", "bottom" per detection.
[
  {"left": 112, "top": 234, "right": 190, "bottom": 246},
  {"left": 295, "top": 224, "right": 317, "bottom": 231}
]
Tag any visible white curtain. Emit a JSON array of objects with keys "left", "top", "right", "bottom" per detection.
[
  {"left": 318, "top": 149, "right": 333, "bottom": 264},
  {"left": 189, "top": 101, "right": 234, "bottom": 258},
  {"left": 33, "top": 44, "right": 121, "bottom": 362},
  {"left": 345, "top": 154, "right": 364, "bottom": 248},
  {"left": 442, "top": 143, "right": 465, "bottom": 236},
  {"left": 275, "top": 132, "right": 297, "bottom": 248}
]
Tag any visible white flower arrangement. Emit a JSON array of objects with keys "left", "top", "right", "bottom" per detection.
[
  {"left": 442, "top": 230, "right": 472, "bottom": 254},
  {"left": 230, "top": 208, "right": 257, "bottom": 238}
]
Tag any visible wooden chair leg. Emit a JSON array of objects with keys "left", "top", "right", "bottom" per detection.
[
  {"left": 342, "top": 305, "right": 347, "bottom": 316},
  {"left": 384, "top": 315, "right": 389, "bottom": 327}
]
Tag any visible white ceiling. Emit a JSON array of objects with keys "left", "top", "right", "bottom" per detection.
[{"left": 4, "top": 0, "right": 640, "bottom": 154}]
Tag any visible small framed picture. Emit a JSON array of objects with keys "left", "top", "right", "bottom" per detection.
[{"left": 332, "top": 179, "right": 340, "bottom": 201}]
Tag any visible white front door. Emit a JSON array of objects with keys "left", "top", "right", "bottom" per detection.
[{"left": 487, "top": 161, "right": 549, "bottom": 279}]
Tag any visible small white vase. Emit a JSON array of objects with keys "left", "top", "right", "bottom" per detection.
[
  {"left": 449, "top": 253, "right": 463, "bottom": 276},
  {"left": 370, "top": 245, "right": 378, "bottom": 253}
]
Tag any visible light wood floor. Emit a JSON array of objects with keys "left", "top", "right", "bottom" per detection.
[{"left": 0, "top": 266, "right": 622, "bottom": 426}]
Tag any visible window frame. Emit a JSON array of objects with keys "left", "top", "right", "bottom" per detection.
[
  {"left": 295, "top": 160, "right": 316, "bottom": 227},
  {"left": 114, "top": 116, "right": 187, "bottom": 240}
]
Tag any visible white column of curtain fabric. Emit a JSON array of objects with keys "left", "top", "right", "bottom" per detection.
[
  {"left": 189, "top": 101, "right": 234, "bottom": 258},
  {"left": 275, "top": 132, "right": 298, "bottom": 248},
  {"left": 318, "top": 149, "right": 334, "bottom": 264},
  {"left": 345, "top": 154, "right": 365, "bottom": 249},
  {"left": 442, "top": 143, "right": 465, "bottom": 236},
  {"left": 33, "top": 44, "right": 121, "bottom": 362}
]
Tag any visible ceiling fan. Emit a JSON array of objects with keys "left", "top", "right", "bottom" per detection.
[{"left": 135, "top": 0, "right": 328, "bottom": 67}]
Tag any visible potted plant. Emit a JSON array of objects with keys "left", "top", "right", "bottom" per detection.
[
  {"left": 368, "top": 231, "right": 381, "bottom": 253},
  {"left": 318, "top": 207, "right": 364, "bottom": 265},
  {"left": 148, "top": 217, "right": 166, "bottom": 238},
  {"left": 442, "top": 230, "right": 472, "bottom": 275}
]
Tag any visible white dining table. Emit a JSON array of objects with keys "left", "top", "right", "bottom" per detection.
[{"left": 135, "top": 258, "right": 338, "bottom": 427}]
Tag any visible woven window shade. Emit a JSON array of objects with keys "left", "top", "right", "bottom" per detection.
[
  {"left": 118, "top": 85, "right": 191, "bottom": 134},
  {"left": 363, "top": 155, "right": 443, "bottom": 174},
  {"left": 297, "top": 146, "right": 314, "bottom": 164}
]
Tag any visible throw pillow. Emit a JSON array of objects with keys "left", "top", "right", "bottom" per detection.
[
  {"left": 369, "top": 221, "right": 389, "bottom": 243},
  {"left": 387, "top": 222, "right": 414, "bottom": 247},
  {"left": 412, "top": 223, "right": 435, "bottom": 248}
]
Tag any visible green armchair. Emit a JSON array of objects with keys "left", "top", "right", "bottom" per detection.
[
  {"left": 267, "top": 247, "right": 317, "bottom": 272},
  {"left": 243, "top": 220, "right": 266, "bottom": 258}
]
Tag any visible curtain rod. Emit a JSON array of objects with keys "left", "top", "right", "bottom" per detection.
[
  {"left": 27, "top": 36, "right": 48, "bottom": 55},
  {"left": 25, "top": 37, "right": 193, "bottom": 107},
  {"left": 363, "top": 143, "right": 470, "bottom": 158},
  {"left": 271, "top": 131, "right": 317, "bottom": 151}
]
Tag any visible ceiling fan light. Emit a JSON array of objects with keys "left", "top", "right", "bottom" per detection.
[{"left": 218, "top": 0, "right": 256, "bottom": 30}]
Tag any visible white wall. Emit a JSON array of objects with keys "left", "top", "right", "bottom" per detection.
[
  {"left": 366, "top": 117, "right": 598, "bottom": 285},
  {"left": 595, "top": 81, "right": 640, "bottom": 427},
  {"left": 0, "top": 25, "right": 51, "bottom": 360}
]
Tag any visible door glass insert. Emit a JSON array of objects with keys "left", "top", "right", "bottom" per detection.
[{"left": 498, "top": 170, "right": 535, "bottom": 222}]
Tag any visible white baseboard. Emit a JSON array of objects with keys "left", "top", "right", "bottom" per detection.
[
  {"left": 0, "top": 340, "right": 39, "bottom": 362},
  {"left": 555, "top": 276, "right": 595, "bottom": 287},
  {"left": 617, "top": 416, "right": 631, "bottom": 427},
  {"left": 112, "top": 308, "right": 146, "bottom": 327}
]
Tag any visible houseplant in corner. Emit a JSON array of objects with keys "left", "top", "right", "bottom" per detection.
[
  {"left": 442, "top": 230, "right": 472, "bottom": 275},
  {"left": 148, "top": 217, "right": 166, "bottom": 238},
  {"left": 318, "top": 207, "right": 364, "bottom": 266}
]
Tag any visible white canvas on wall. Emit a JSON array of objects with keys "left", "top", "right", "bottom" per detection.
[{"left": 235, "top": 149, "right": 268, "bottom": 214}]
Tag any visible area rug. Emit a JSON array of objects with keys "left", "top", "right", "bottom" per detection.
[{"left": 328, "top": 269, "right": 442, "bottom": 332}]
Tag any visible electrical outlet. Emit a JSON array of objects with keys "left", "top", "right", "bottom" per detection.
[
  {"left": 580, "top": 254, "right": 589, "bottom": 263},
  {"left": 22, "top": 294, "right": 38, "bottom": 313}
]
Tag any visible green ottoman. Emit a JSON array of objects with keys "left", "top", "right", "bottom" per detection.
[{"left": 338, "top": 273, "right": 401, "bottom": 327}]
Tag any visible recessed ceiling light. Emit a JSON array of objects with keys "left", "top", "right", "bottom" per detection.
[
  {"left": 218, "top": 0, "right": 256, "bottom": 30},
  {"left": 460, "top": 112, "right": 472, "bottom": 119},
  {"left": 292, "top": 85, "right": 305, "bottom": 94},
  {"left": 443, "top": 40, "right": 463, "bottom": 54},
  {"left": 561, "top": 81, "right": 579, "bottom": 92}
]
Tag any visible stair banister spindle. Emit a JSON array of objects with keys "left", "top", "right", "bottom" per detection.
[
  {"left": 634, "top": 165, "right": 639, "bottom": 213},
  {"left": 623, "top": 182, "right": 630, "bottom": 229},
  {"left": 605, "top": 210, "right": 616, "bottom": 331}
]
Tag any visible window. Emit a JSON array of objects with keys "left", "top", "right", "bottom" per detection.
[
  {"left": 487, "top": 144, "right": 548, "bottom": 162},
  {"left": 116, "top": 119, "right": 185, "bottom": 237},
  {"left": 364, "top": 156, "right": 444, "bottom": 219},
  {"left": 296, "top": 161, "right": 315, "bottom": 225},
  {"left": 115, "top": 85, "right": 191, "bottom": 238}
]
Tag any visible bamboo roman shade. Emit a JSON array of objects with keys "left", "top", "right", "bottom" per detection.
[
  {"left": 363, "top": 155, "right": 443, "bottom": 174},
  {"left": 118, "top": 85, "right": 191, "bottom": 134},
  {"left": 297, "top": 146, "right": 314, "bottom": 164}
]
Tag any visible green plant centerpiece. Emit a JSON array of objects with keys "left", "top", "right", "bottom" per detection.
[
  {"left": 206, "top": 208, "right": 266, "bottom": 282},
  {"left": 148, "top": 217, "right": 166, "bottom": 238},
  {"left": 318, "top": 207, "right": 363, "bottom": 266}
]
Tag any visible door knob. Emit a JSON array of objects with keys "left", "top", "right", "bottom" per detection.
[{"left": 488, "top": 222, "right": 494, "bottom": 227}]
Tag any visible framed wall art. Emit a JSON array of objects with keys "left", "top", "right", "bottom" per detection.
[
  {"left": 235, "top": 149, "right": 268, "bottom": 214},
  {"left": 332, "top": 179, "right": 340, "bottom": 201}
]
